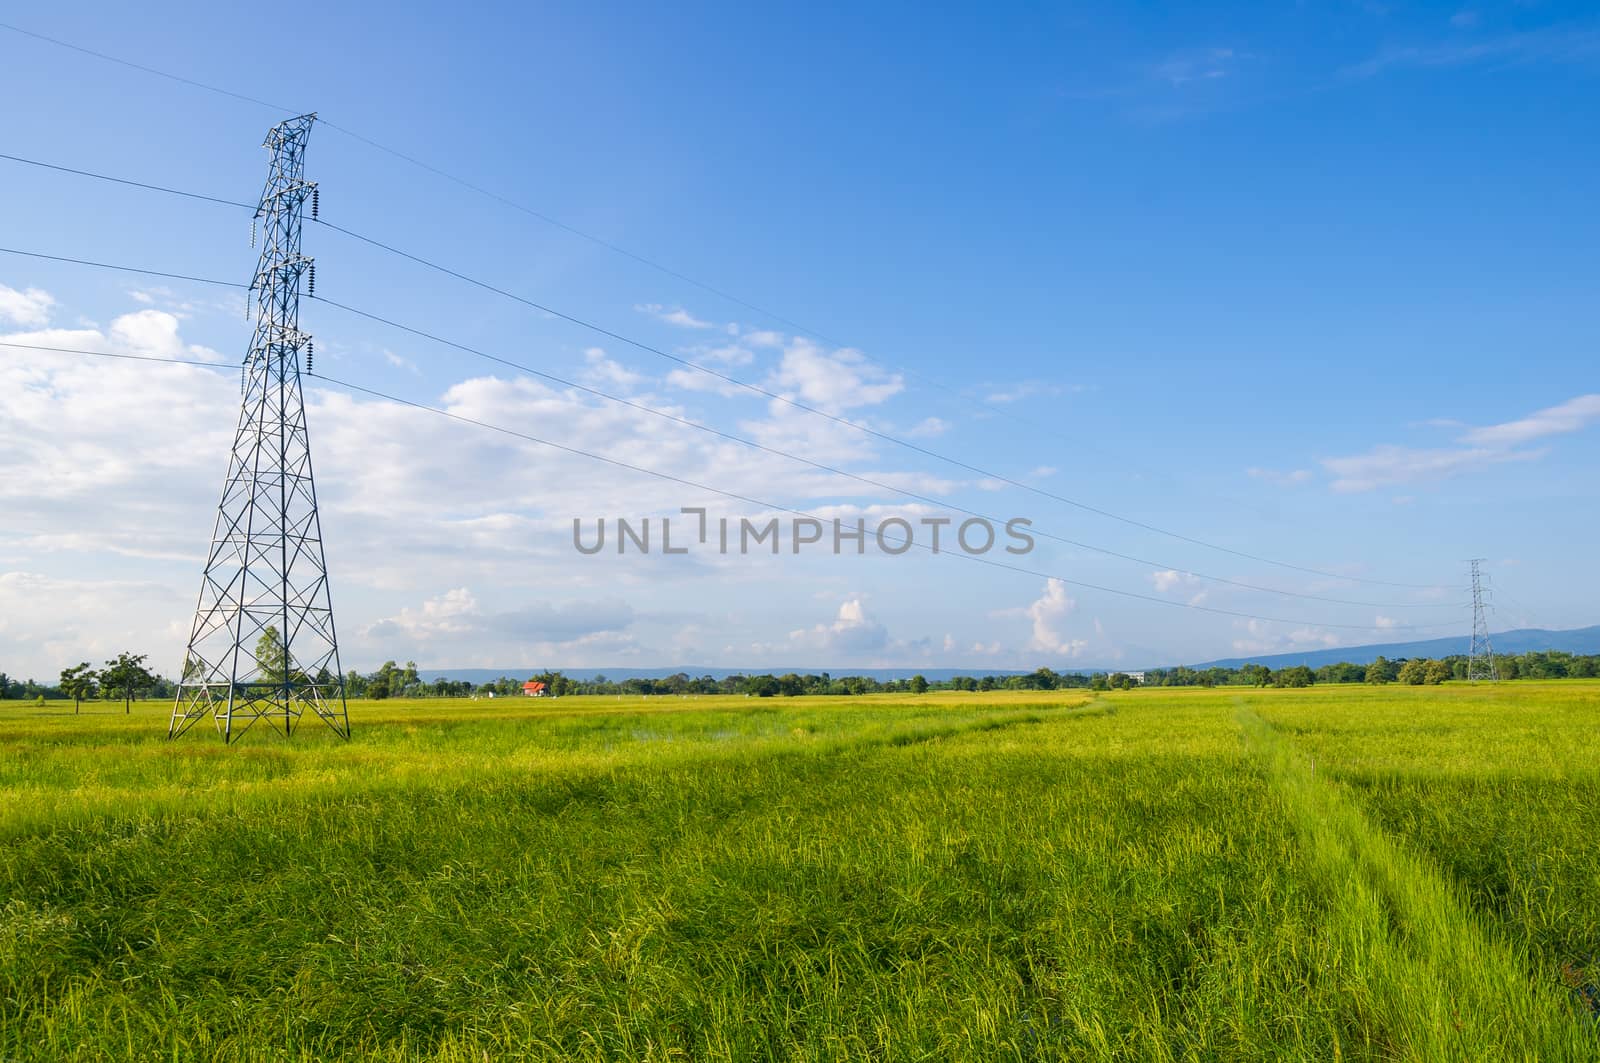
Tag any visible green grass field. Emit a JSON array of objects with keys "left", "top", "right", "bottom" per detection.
[{"left": 2, "top": 684, "right": 1597, "bottom": 1061}]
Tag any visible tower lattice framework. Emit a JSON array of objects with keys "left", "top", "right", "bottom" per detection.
[
  {"left": 171, "top": 113, "right": 349, "bottom": 742},
  {"left": 1467, "top": 558, "right": 1498, "bottom": 683}
]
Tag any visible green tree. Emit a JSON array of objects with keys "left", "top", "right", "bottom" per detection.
[
  {"left": 1365, "top": 656, "right": 1391, "bottom": 685},
  {"left": 1275, "top": 665, "right": 1314, "bottom": 688},
  {"left": 1423, "top": 659, "right": 1451, "bottom": 685},
  {"left": 255, "top": 626, "right": 288, "bottom": 685},
  {"left": 59, "top": 662, "right": 98, "bottom": 714},
  {"left": 1397, "top": 658, "right": 1428, "bottom": 685},
  {"left": 101, "top": 652, "right": 154, "bottom": 714},
  {"left": 1238, "top": 664, "right": 1270, "bottom": 687},
  {"left": 909, "top": 674, "right": 929, "bottom": 694}
]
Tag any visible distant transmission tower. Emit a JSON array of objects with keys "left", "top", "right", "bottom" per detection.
[
  {"left": 170, "top": 114, "right": 349, "bottom": 742},
  {"left": 1467, "top": 558, "right": 1499, "bottom": 682}
]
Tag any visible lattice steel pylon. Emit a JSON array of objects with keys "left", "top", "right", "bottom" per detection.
[
  {"left": 1467, "top": 558, "right": 1499, "bottom": 683},
  {"left": 170, "top": 113, "right": 349, "bottom": 742}
]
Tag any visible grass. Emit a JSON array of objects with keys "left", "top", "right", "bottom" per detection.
[{"left": 1, "top": 685, "right": 1598, "bottom": 1060}]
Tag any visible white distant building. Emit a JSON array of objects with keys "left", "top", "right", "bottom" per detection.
[{"left": 1123, "top": 671, "right": 1146, "bottom": 685}]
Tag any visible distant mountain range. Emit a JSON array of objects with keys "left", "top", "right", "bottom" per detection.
[
  {"left": 1181, "top": 625, "right": 1600, "bottom": 672},
  {"left": 415, "top": 626, "right": 1600, "bottom": 684}
]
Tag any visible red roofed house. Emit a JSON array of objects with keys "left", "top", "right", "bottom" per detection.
[{"left": 522, "top": 680, "right": 548, "bottom": 697}]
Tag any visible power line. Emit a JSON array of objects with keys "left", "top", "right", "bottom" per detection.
[
  {"left": 0, "top": 39, "right": 1443, "bottom": 585},
  {"left": 0, "top": 152, "right": 255, "bottom": 209},
  {"left": 0, "top": 149, "right": 1254, "bottom": 518},
  {"left": 0, "top": 246, "right": 246, "bottom": 289},
  {"left": 313, "top": 296, "right": 1462, "bottom": 610},
  {"left": 0, "top": 21, "right": 817, "bottom": 332},
  {"left": 307, "top": 221, "right": 1447, "bottom": 590},
  {"left": 0, "top": 339, "right": 1468, "bottom": 635},
  {"left": 0, "top": 151, "right": 1447, "bottom": 591},
  {"left": 0, "top": 21, "right": 297, "bottom": 115},
  {"left": 0, "top": 242, "right": 1458, "bottom": 609}
]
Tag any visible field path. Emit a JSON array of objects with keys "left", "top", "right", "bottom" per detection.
[{"left": 1234, "top": 700, "right": 1597, "bottom": 1061}]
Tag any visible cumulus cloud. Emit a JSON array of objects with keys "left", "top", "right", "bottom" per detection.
[
  {"left": 581, "top": 346, "right": 644, "bottom": 390},
  {"left": 1148, "top": 569, "right": 1208, "bottom": 607},
  {"left": 0, "top": 281, "right": 941, "bottom": 675},
  {"left": 1149, "top": 569, "right": 1189, "bottom": 594},
  {"left": 0, "top": 284, "right": 56, "bottom": 327},
  {"left": 1027, "top": 579, "right": 1087, "bottom": 657},
  {"left": 769, "top": 338, "right": 903, "bottom": 413},
  {"left": 789, "top": 598, "right": 890, "bottom": 655}
]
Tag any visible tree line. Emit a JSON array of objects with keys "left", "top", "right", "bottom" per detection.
[
  {"left": 6, "top": 649, "right": 1598, "bottom": 707},
  {"left": 0, "top": 653, "right": 166, "bottom": 713}
]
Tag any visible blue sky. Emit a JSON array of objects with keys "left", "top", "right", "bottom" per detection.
[{"left": 1, "top": 1, "right": 1595, "bottom": 678}]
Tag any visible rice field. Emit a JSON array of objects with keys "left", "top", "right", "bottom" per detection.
[{"left": 1, "top": 683, "right": 1597, "bottom": 1060}]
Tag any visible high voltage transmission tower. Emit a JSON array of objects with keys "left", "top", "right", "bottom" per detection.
[
  {"left": 170, "top": 114, "right": 349, "bottom": 742},
  {"left": 1467, "top": 558, "right": 1498, "bottom": 683}
]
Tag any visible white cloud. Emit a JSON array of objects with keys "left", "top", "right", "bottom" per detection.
[
  {"left": 581, "top": 346, "right": 643, "bottom": 390},
  {"left": 1026, "top": 579, "right": 1087, "bottom": 657},
  {"left": 1323, "top": 392, "right": 1600, "bottom": 492},
  {"left": 363, "top": 586, "right": 637, "bottom": 652},
  {"left": 742, "top": 330, "right": 784, "bottom": 349},
  {"left": 0, "top": 284, "right": 55, "bottom": 328},
  {"left": 1321, "top": 444, "right": 1541, "bottom": 493},
  {"left": 906, "top": 416, "right": 949, "bottom": 439},
  {"left": 0, "top": 572, "right": 184, "bottom": 672},
  {"left": 635, "top": 303, "right": 717, "bottom": 330},
  {"left": 0, "top": 283, "right": 951, "bottom": 674},
  {"left": 769, "top": 338, "right": 903, "bottom": 412},
  {"left": 789, "top": 598, "right": 889, "bottom": 655},
  {"left": 1322, "top": 393, "right": 1600, "bottom": 492},
  {"left": 1462, "top": 394, "right": 1600, "bottom": 447},
  {"left": 1150, "top": 569, "right": 1193, "bottom": 594},
  {"left": 1230, "top": 619, "right": 1340, "bottom": 654},
  {"left": 696, "top": 343, "right": 756, "bottom": 367},
  {"left": 1375, "top": 616, "right": 1400, "bottom": 630},
  {"left": 1148, "top": 569, "right": 1208, "bottom": 607}
]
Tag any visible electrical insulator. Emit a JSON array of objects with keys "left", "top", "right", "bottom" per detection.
[
  {"left": 312, "top": 186, "right": 319, "bottom": 219},
  {"left": 251, "top": 218, "right": 256, "bottom": 249},
  {"left": 307, "top": 340, "right": 314, "bottom": 375},
  {"left": 308, "top": 263, "right": 316, "bottom": 297},
  {"left": 240, "top": 364, "right": 246, "bottom": 395}
]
